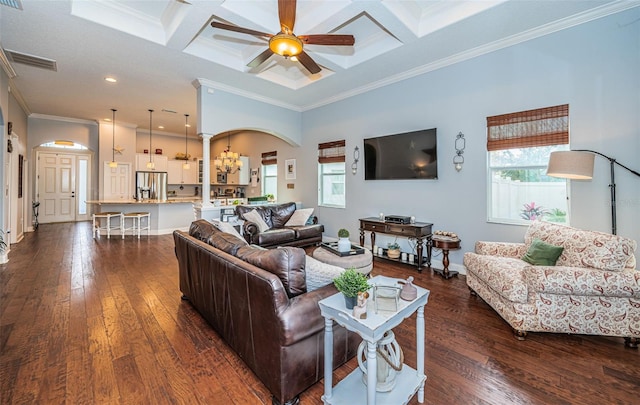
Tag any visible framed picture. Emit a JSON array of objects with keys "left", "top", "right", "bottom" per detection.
[{"left": 285, "top": 159, "right": 296, "bottom": 180}]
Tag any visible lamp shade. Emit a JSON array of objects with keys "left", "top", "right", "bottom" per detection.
[
  {"left": 546, "top": 151, "right": 595, "bottom": 180},
  {"left": 269, "top": 33, "right": 303, "bottom": 57}
]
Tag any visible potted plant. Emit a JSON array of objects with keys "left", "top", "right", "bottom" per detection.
[
  {"left": 337, "top": 228, "right": 351, "bottom": 253},
  {"left": 265, "top": 194, "right": 275, "bottom": 203},
  {"left": 333, "top": 268, "right": 371, "bottom": 309},
  {"left": 387, "top": 241, "right": 401, "bottom": 259}
]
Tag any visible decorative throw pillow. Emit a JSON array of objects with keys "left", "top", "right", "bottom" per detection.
[
  {"left": 213, "top": 220, "right": 247, "bottom": 244},
  {"left": 305, "top": 255, "right": 345, "bottom": 291},
  {"left": 243, "top": 209, "right": 270, "bottom": 232},
  {"left": 522, "top": 238, "right": 564, "bottom": 266},
  {"left": 285, "top": 208, "right": 314, "bottom": 227}
]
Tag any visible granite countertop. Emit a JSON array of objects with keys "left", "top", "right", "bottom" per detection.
[{"left": 86, "top": 199, "right": 198, "bottom": 204}]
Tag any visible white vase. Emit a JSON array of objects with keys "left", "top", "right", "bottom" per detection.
[{"left": 337, "top": 237, "right": 351, "bottom": 252}]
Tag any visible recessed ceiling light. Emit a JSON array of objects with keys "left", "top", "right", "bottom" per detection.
[
  {"left": 105, "top": 76, "right": 117, "bottom": 83},
  {"left": 104, "top": 118, "right": 112, "bottom": 122},
  {"left": 185, "top": 124, "right": 191, "bottom": 127},
  {"left": 158, "top": 125, "right": 164, "bottom": 129}
]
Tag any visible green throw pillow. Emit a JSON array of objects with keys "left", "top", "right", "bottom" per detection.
[{"left": 522, "top": 238, "right": 564, "bottom": 266}]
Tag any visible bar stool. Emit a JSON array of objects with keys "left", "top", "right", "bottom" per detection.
[
  {"left": 92, "top": 212, "right": 123, "bottom": 239},
  {"left": 122, "top": 212, "right": 151, "bottom": 239}
]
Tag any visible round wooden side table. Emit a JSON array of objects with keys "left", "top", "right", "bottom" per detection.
[{"left": 432, "top": 237, "right": 461, "bottom": 279}]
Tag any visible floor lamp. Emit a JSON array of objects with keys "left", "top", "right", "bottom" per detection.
[{"left": 546, "top": 150, "right": 640, "bottom": 235}]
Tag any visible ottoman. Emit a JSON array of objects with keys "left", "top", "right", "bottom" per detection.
[{"left": 312, "top": 246, "right": 373, "bottom": 276}]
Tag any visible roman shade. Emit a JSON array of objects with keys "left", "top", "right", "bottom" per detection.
[
  {"left": 261, "top": 150, "right": 277, "bottom": 165},
  {"left": 318, "top": 140, "right": 345, "bottom": 164},
  {"left": 487, "top": 104, "right": 569, "bottom": 151}
]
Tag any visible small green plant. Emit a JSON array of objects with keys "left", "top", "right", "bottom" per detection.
[
  {"left": 546, "top": 208, "right": 567, "bottom": 223},
  {"left": 387, "top": 242, "right": 400, "bottom": 250},
  {"left": 333, "top": 268, "right": 371, "bottom": 298},
  {"left": 338, "top": 228, "right": 349, "bottom": 238},
  {"left": 265, "top": 194, "right": 275, "bottom": 201}
]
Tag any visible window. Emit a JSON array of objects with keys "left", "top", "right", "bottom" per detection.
[
  {"left": 318, "top": 140, "right": 346, "bottom": 208},
  {"left": 487, "top": 104, "right": 570, "bottom": 225},
  {"left": 261, "top": 151, "right": 277, "bottom": 199}
]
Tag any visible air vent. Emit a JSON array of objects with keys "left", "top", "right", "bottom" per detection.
[
  {"left": 5, "top": 49, "right": 57, "bottom": 71},
  {"left": 0, "top": 0, "right": 22, "bottom": 10}
]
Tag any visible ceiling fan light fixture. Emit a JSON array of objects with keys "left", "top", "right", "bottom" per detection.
[{"left": 269, "top": 33, "right": 303, "bottom": 58}]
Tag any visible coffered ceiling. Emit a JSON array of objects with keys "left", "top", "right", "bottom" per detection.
[{"left": 1, "top": 0, "right": 635, "bottom": 135}]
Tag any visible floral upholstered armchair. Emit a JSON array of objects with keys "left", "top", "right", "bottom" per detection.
[{"left": 464, "top": 221, "right": 639, "bottom": 348}]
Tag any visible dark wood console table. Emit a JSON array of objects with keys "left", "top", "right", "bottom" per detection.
[{"left": 359, "top": 217, "right": 433, "bottom": 270}]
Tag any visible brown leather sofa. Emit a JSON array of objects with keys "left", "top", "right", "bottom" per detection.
[
  {"left": 235, "top": 202, "right": 324, "bottom": 248},
  {"left": 174, "top": 220, "right": 359, "bottom": 405}
]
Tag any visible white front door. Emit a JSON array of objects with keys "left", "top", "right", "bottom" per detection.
[{"left": 37, "top": 152, "right": 76, "bottom": 223}]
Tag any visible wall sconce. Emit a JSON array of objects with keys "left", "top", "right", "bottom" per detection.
[
  {"left": 453, "top": 132, "right": 465, "bottom": 172},
  {"left": 351, "top": 146, "right": 360, "bottom": 175}
]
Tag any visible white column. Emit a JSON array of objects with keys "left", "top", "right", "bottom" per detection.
[{"left": 200, "top": 133, "right": 212, "bottom": 207}]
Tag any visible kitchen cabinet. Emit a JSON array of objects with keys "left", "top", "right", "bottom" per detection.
[
  {"left": 227, "top": 156, "right": 250, "bottom": 185},
  {"left": 197, "top": 158, "right": 215, "bottom": 183},
  {"left": 136, "top": 153, "right": 168, "bottom": 172},
  {"left": 167, "top": 159, "right": 197, "bottom": 184}
]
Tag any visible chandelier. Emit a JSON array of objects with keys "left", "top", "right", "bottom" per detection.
[{"left": 215, "top": 133, "right": 243, "bottom": 173}]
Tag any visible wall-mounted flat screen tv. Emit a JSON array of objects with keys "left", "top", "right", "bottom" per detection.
[{"left": 364, "top": 128, "right": 437, "bottom": 180}]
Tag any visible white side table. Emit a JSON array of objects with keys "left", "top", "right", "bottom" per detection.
[{"left": 319, "top": 275, "right": 430, "bottom": 405}]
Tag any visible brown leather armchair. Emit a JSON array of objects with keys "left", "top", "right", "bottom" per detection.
[{"left": 236, "top": 202, "right": 323, "bottom": 248}]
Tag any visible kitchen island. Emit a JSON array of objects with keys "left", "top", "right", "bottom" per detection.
[{"left": 87, "top": 199, "right": 203, "bottom": 235}]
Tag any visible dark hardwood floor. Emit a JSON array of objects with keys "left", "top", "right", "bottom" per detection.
[{"left": 1, "top": 222, "right": 638, "bottom": 404}]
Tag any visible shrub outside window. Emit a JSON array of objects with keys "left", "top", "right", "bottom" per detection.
[
  {"left": 486, "top": 104, "right": 570, "bottom": 225},
  {"left": 488, "top": 145, "right": 569, "bottom": 224},
  {"left": 318, "top": 140, "right": 346, "bottom": 208},
  {"left": 262, "top": 164, "right": 277, "bottom": 199},
  {"left": 318, "top": 162, "right": 345, "bottom": 208}
]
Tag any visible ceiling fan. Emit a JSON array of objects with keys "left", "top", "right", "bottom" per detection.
[{"left": 210, "top": 0, "right": 355, "bottom": 74}]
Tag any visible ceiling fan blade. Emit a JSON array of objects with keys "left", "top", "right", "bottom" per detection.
[
  {"left": 278, "top": 0, "right": 296, "bottom": 33},
  {"left": 247, "top": 48, "right": 274, "bottom": 69},
  {"left": 296, "top": 51, "right": 321, "bottom": 74},
  {"left": 299, "top": 34, "right": 355, "bottom": 46},
  {"left": 210, "top": 22, "right": 272, "bottom": 38}
]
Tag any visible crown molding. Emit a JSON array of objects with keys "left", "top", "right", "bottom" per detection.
[
  {"left": 193, "top": 78, "right": 303, "bottom": 113},
  {"left": 0, "top": 45, "right": 17, "bottom": 79},
  {"left": 302, "top": 1, "right": 640, "bottom": 111},
  {"left": 8, "top": 81, "right": 31, "bottom": 116},
  {"left": 29, "top": 113, "right": 98, "bottom": 126}
]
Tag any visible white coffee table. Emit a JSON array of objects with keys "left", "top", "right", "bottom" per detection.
[{"left": 319, "top": 275, "right": 430, "bottom": 405}]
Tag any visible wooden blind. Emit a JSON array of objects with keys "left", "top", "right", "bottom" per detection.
[
  {"left": 318, "top": 140, "right": 345, "bottom": 164},
  {"left": 486, "top": 104, "right": 569, "bottom": 151},
  {"left": 261, "top": 151, "right": 277, "bottom": 166}
]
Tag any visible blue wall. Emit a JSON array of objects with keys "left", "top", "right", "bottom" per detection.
[{"left": 197, "top": 8, "right": 640, "bottom": 271}]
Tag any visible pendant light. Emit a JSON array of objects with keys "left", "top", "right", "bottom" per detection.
[
  {"left": 183, "top": 114, "right": 190, "bottom": 170},
  {"left": 147, "top": 109, "right": 155, "bottom": 169},
  {"left": 108, "top": 108, "right": 118, "bottom": 168}
]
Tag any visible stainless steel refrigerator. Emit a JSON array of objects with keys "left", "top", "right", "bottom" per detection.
[{"left": 136, "top": 171, "right": 167, "bottom": 201}]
